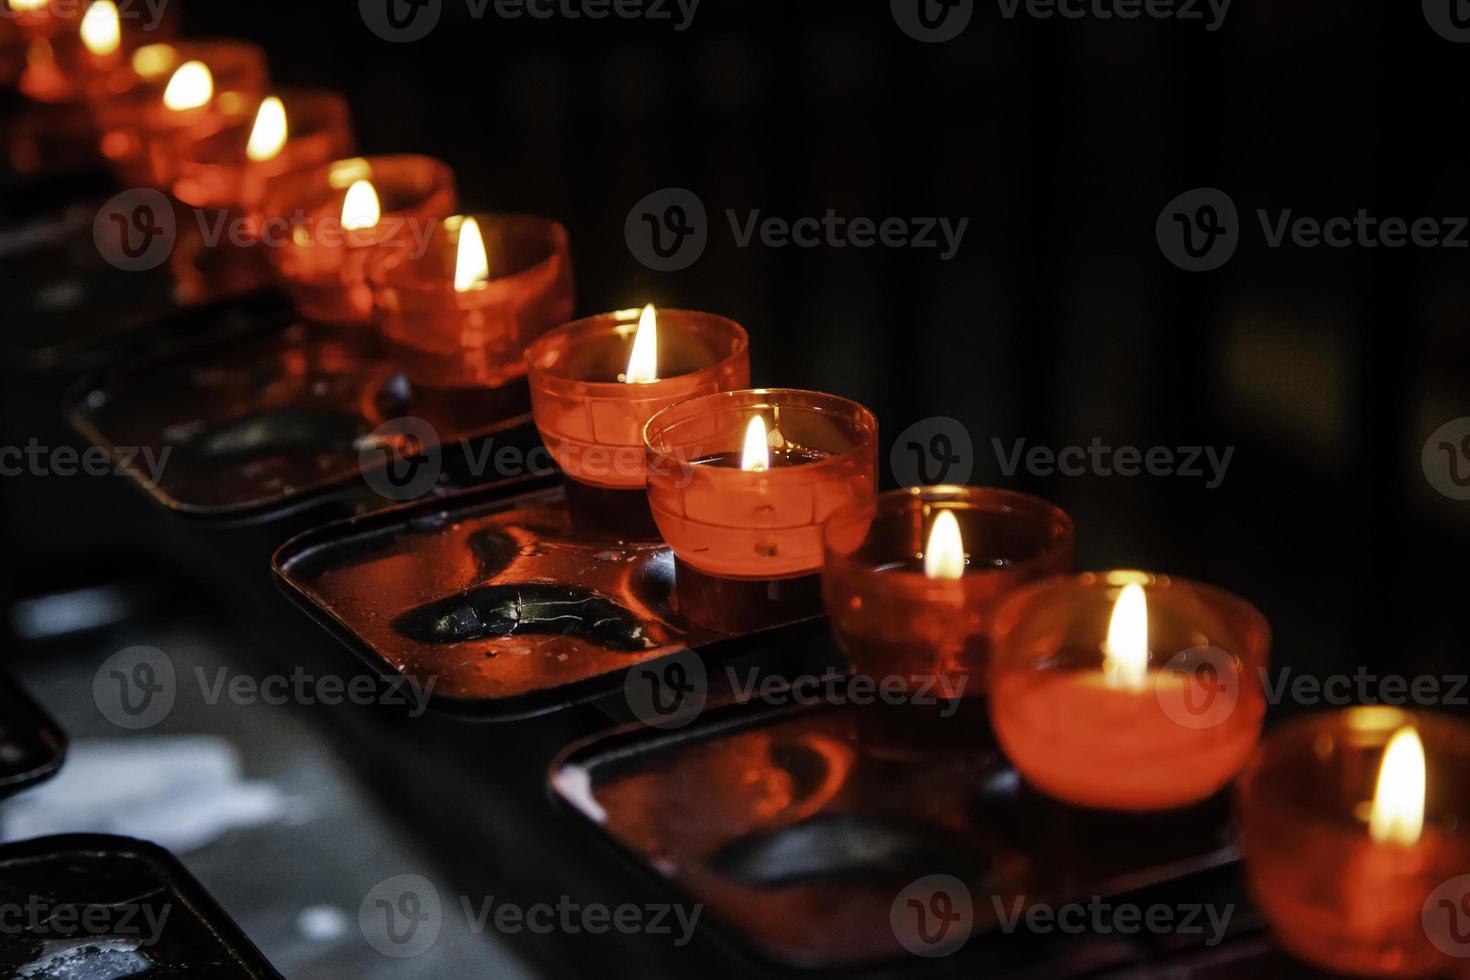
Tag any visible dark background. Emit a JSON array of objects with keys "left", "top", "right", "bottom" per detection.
[{"left": 183, "top": 0, "right": 1470, "bottom": 697}]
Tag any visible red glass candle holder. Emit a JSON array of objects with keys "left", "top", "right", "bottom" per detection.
[
  {"left": 0, "top": 19, "right": 21, "bottom": 88},
  {"left": 645, "top": 388, "right": 878, "bottom": 632},
  {"left": 1238, "top": 708, "right": 1470, "bottom": 978},
  {"left": 92, "top": 40, "right": 269, "bottom": 188},
  {"left": 172, "top": 89, "right": 354, "bottom": 212},
  {"left": 261, "top": 155, "right": 458, "bottom": 328},
  {"left": 165, "top": 90, "right": 356, "bottom": 303},
  {"left": 527, "top": 308, "right": 750, "bottom": 491},
  {"left": 17, "top": 0, "right": 178, "bottom": 104},
  {"left": 822, "top": 486, "right": 1074, "bottom": 697},
  {"left": 988, "top": 570, "right": 1270, "bottom": 811},
  {"left": 369, "top": 213, "right": 573, "bottom": 391}
]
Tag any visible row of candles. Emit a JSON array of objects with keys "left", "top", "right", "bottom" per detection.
[{"left": 5, "top": 5, "right": 1469, "bottom": 977}]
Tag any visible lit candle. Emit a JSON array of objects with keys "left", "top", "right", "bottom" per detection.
[
  {"left": 369, "top": 212, "right": 574, "bottom": 390},
  {"left": 263, "top": 155, "right": 458, "bottom": 328},
  {"left": 822, "top": 486, "right": 1074, "bottom": 694},
  {"left": 91, "top": 40, "right": 269, "bottom": 188},
  {"left": 162, "top": 90, "right": 357, "bottom": 302},
  {"left": 1238, "top": 708, "right": 1470, "bottom": 977},
  {"left": 644, "top": 388, "right": 877, "bottom": 631},
  {"left": 988, "top": 570, "right": 1269, "bottom": 811},
  {"left": 172, "top": 90, "right": 355, "bottom": 212},
  {"left": 526, "top": 306, "right": 750, "bottom": 492}
]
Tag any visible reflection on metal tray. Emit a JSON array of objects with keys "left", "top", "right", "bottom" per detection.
[
  {"left": 549, "top": 699, "right": 1241, "bottom": 972},
  {"left": 0, "top": 670, "right": 66, "bottom": 798},
  {"left": 0, "top": 834, "right": 282, "bottom": 978},
  {"left": 272, "top": 481, "right": 825, "bottom": 721},
  {"left": 66, "top": 301, "right": 537, "bottom": 519}
]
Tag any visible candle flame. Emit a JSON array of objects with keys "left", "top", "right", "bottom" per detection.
[
  {"left": 162, "top": 60, "right": 213, "bottom": 112},
  {"left": 923, "top": 510, "right": 966, "bottom": 580},
  {"left": 246, "top": 96, "right": 288, "bottom": 162},
  {"left": 340, "top": 179, "right": 381, "bottom": 231},
  {"left": 131, "top": 43, "right": 175, "bottom": 79},
  {"left": 1103, "top": 583, "right": 1149, "bottom": 691},
  {"left": 622, "top": 304, "right": 659, "bottom": 384},
  {"left": 10, "top": 0, "right": 47, "bottom": 11},
  {"left": 1369, "top": 727, "right": 1426, "bottom": 846},
  {"left": 80, "top": 1, "right": 121, "bottom": 57},
  {"left": 740, "top": 415, "right": 770, "bottom": 472},
  {"left": 453, "top": 216, "right": 490, "bottom": 292}
]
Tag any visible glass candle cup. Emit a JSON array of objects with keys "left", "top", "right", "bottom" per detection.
[
  {"left": 645, "top": 388, "right": 877, "bottom": 631},
  {"left": 261, "top": 155, "right": 457, "bottom": 328},
  {"left": 1237, "top": 708, "right": 1470, "bottom": 978},
  {"left": 527, "top": 309, "right": 749, "bottom": 490},
  {"left": 370, "top": 213, "right": 574, "bottom": 391},
  {"left": 92, "top": 40, "right": 268, "bottom": 188},
  {"left": 172, "top": 89, "right": 355, "bottom": 212},
  {"left": 822, "top": 486, "right": 1075, "bottom": 696},
  {"left": 17, "top": 0, "right": 178, "bottom": 103},
  {"left": 988, "top": 570, "right": 1270, "bottom": 811}
]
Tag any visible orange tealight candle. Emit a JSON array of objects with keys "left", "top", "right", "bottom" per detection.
[
  {"left": 172, "top": 90, "right": 354, "bottom": 212},
  {"left": 261, "top": 155, "right": 458, "bottom": 328},
  {"left": 645, "top": 388, "right": 877, "bottom": 631},
  {"left": 165, "top": 90, "right": 356, "bottom": 302},
  {"left": 822, "top": 486, "right": 1075, "bottom": 695},
  {"left": 369, "top": 213, "right": 573, "bottom": 391},
  {"left": 527, "top": 306, "right": 750, "bottom": 491},
  {"left": 16, "top": 0, "right": 175, "bottom": 103},
  {"left": 91, "top": 40, "right": 269, "bottom": 188},
  {"left": 1238, "top": 709, "right": 1470, "bottom": 977},
  {"left": 988, "top": 570, "right": 1270, "bottom": 811}
]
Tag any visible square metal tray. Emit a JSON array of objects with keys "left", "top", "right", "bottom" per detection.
[
  {"left": 0, "top": 834, "right": 281, "bottom": 978},
  {"left": 66, "top": 295, "right": 537, "bottom": 520},
  {"left": 272, "top": 479, "right": 828, "bottom": 721},
  {"left": 549, "top": 698, "right": 1243, "bottom": 972}
]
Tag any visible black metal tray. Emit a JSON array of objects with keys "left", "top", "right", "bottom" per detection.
[
  {"left": 0, "top": 834, "right": 282, "bottom": 978},
  {"left": 66, "top": 295, "right": 538, "bottom": 520},
  {"left": 0, "top": 669, "right": 66, "bottom": 798},
  {"left": 272, "top": 479, "right": 830, "bottom": 721},
  {"left": 549, "top": 698, "right": 1244, "bottom": 973}
]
